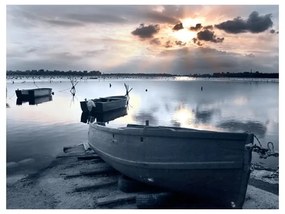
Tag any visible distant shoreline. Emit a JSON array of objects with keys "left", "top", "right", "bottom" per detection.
[{"left": 6, "top": 71, "right": 279, "bottom": 79}]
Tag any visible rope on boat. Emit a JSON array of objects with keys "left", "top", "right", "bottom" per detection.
[{"left": 252, "top": 134, "right": 279, "bottom": 159}]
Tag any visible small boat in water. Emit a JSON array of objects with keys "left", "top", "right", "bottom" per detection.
[
  {"left": 80, "top": 84, "right": 132, "bottom": 114},
  {"left": 88, "top": 122, "right": 254, "bottom": 208},
  {"left": 15, "top": 88, "right": 53, "bottom": 99},
  {"left": 81, "top": 95, "right": 128, "bottom": 114}
]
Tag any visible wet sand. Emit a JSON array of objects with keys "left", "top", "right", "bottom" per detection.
[{"left": 7, "top": 144, "right": 278, "bottom": 209}]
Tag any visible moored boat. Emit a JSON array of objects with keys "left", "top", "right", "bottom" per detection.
[
  {"left": 80, "top": 84, "right": 132, "bottom": 114},
  {"left": 88, "top": 122, "right": 254, "bottom": 208},
  {"left": 15, "top": 88, "right": 53, "bottom": 99},
  {"left": 81, "top": 95, "right": 128, "bottom": 114}
]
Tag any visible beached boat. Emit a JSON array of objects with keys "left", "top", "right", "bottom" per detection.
[
  {"left": 88, "top": 123, "right": 254, "bottom": 208},
  {"left": 15, "top": 88, "right": 52, "bottom": 99},
  {"left": 80, "top": 84, "right": 132, "bottom": 114}
]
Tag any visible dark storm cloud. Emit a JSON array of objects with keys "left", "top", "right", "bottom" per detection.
[
  {"left": 215, "top": 11, "right": 273, "bottom": 33},
  {"left": 173, "top": 23, "right": 184, "bottom": 31},
  {"left": 132, "top": 24, "right": 160, "bottom": 39},
  {"left": 196, "top": 30, "right": 224, "bottom": 43},
  {"left": 190, "top": 23, "right": 202, "bottom": 31}
]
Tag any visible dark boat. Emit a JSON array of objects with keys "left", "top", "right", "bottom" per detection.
[
  {"left": 81, "top": 95, "right": 128, "bottom": 114},
  {"left": 15, "top": 88, "right": 52, "bottom": 99},
  {"left": 16, "top": 95, "right": 53, "bottom": 105},
  {"left": 88, "top": 122, "right": 254, "bottom": 208},
  {"left": 81, "top": 107, "right": 127, "bottom": 124},
  {"left": 80, "top": 84, "right": 132, "bottom": 114}
]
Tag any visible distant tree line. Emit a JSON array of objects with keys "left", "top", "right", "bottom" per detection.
[
  {"left": 6, "top": 70, "right": 278, "bottom": 79},
  {"left": 188, "top": 71, "right": 279, "bottom": 79},
  {"left": 101, "top": 73, "right": 174, "bottom": 78},
  {"left": 6, "top": 69, "right": 101, "bottom": 76}
]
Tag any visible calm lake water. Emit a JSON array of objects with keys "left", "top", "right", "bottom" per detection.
[{"left": 6, "top": 77, "right": 279, "bottom": 182}]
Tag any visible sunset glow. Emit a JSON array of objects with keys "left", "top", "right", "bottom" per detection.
[{"left": 6, "top": 5, "right": 279, "bottom": 74}]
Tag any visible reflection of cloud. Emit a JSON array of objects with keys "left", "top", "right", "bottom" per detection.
[
  {"left": 217, "top": 120, "right": 267, "bottom": 137},
  {"left": 172, "top": 104, "right": 195, "bottom": 127},
  {"left": 135, "top": 111, "right": 158, "bottom": 125},
  {"left": 7, "top": 158, "right": 35, "bottom": 169},
  {"left": 194, "top": 109, "right": 215, "bottom": 123},
  {"left": 232, "top": 96, "right": 248, "bottom": 106}
]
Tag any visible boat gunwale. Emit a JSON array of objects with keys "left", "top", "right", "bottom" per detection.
[
  {"left": 89, "top": 123, "right": 253, "bottom": 140},
  {"left": 16, "top": 88, "right": 52, "bottom": 92}
]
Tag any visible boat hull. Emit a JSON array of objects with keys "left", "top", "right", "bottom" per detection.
[
  {"left": 88, "top": 123, "right": 253, "bottom": 208},
  {"left": 81, "top": 95, "right": 128, "bottom": 114},
  {"left": 15, "top": 88, "right": 52, "bottom": 99}
]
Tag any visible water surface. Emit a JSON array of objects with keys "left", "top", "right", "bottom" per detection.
[{"left": 6, "top": 77, "right": 279, "bottom": 181}]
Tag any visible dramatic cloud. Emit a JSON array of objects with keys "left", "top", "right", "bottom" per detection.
[
  {"left": 175, "top": 41, "right": 186, "bottom": 46},
  {"left": 165, "top": 40, "right": 173, "bottom": 48},
  {"left": 215, "top": 11, "right": 273, "bottom": 33},
  {"left": 192, "top": 38, "right": 203, "bottom": 46},
  {"left": 132, "top": 24, "right": 160, "bottom": 39},
  {"left": 190, "top": 23, "right": 202, "bottom": 31},
  {"left": 7, "top": 5, "right": 278, "bottom": 74},
  {"left": 173, "top": 23, "right": 184, "bottom": 31},
  {"left": 196, "top": 30, "right": 224, "bottom": 43},
  {"left": 145, "top": 11, "right": 179, "bottom": 24},
  {"left": 203, "top": 25, "right": 214, "bottom": 30}
]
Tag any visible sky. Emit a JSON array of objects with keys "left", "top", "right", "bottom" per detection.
[{"left": 6, "top": 5, "right": 279, "bottom": 74}]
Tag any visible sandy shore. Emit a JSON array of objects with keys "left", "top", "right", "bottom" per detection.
[{"left": 7, "top": 144, "right": 278, "bottom": 209}]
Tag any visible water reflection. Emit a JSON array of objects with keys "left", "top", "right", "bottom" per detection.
[
  {"left": 194, "top": 106, "right": 219, "bottom": 124},
  {"left": 7, "top": 78, "right": 279, "bottom": 176},
  {"left": 172, "top": 104, "right": 195, "bottom": 127},
  {"left": 135, "top": 111, "right": 158, "bottom": 125},
  {"left": 217, "top": 120, "right": 267, "bottom": 138},
  {"left": 81, "top": 107, "right": 127, "bottom": 124},
  {"left": 16, "top": 95, "right": 53, "bottom": 105}
]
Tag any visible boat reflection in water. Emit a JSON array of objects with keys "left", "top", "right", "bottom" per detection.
[
  {"left": 16, "top": 95, "right": 53, "bottom": 106},
  {"left": 81, "top": 107, "right": 127, "bottom": 124}
]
